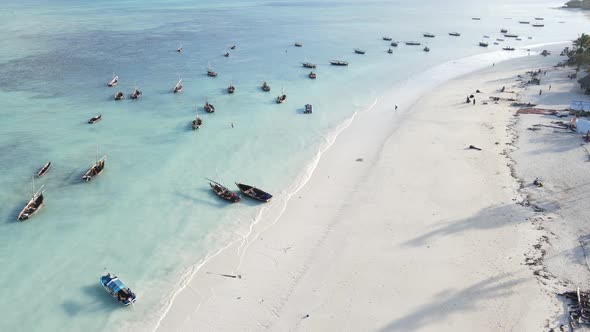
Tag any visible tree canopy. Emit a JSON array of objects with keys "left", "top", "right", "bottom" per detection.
[{"left": 566, "top": 0, "right": 590, "bottom": 9}]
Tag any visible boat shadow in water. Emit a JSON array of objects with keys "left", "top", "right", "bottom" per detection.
[
  {"left": 2, "top": 205, "right": 27, "bottom": 224},
  {"left": 175, "top": 190, "right": 227, "bottom": 209},
  {"left": 62, "top": 284, "right": 120, "bottom": 316}
]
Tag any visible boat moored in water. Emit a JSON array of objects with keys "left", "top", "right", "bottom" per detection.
[
  {"left": 262, "top": 81, "right": 271, "bottom": 91},
  {"left": 423, "top": 33, "right": 435, "bottom": 38},
  {"left": 304, "top": 104, "right": 313, "bottom": 114},
  {"left": 479, "top": 42, "right": 489, "bottom": 47},
  {"left": 329, "top": 60, "right": 348, "bottom": 66},
  {"left": 192, "top": 111, "right": 203, "bottom": 130},
  {"left": 107, "top": 74, "right": 118, "bottom": 87},
  {"left": 36, "top": 162, "right": 51, "bottom": 177},
  {"left": 387, "top": 48, "right": 393, "bottom": 54},
  {"left": 82, "top": 155, "right": 106, "bottom": 182},
  {"left": 235, "top": 183, "right": 273, "bottom": 202},
  {"left": 519, "top": 21, "right": 530, "bottom": 24},
  {"left": 308, "top": 71, "right": 316, "bottom": 79},
  {"left": 391, "top": 41, "right": 399, "bottom": 47},
  {"left": 302, "top": 62, "right": 316, "bottom": 68},
  {"left": 17, "top": 178, "right": 44, "bottom": 221},
  {"left": 503, "top": 46, "right": 515, "bottom": 51},
  {"left": 449, "top": 32, "right": 461, "bottom": 36},
  {"left": 208, "top": 179, "right": 240, "bottom": 203},
  {"left": 172, "top": 79, "right": 183, "bottom": 93},
  {"left": 294, "top": 42, "right": 303, "bottom": 47},
  {"left": 472, "top": 17, "right": 481, "bottom": 20},
  {"left": 88, "top": 115, "right": 102, "bottom": 124},
  {"left": 100, "top": 273, "right": 137, "bottom": 306},
  {"left": 354, "top": 48, "right": 366, "bottom": 54},
  {"left": 114, "top": 91, "right": 124, "bottom": 100},
  {"left": 382, "top": 36, "right": 393, "bottom": 41},
  {"left": 532, "top": 24, "right": 544, "bottom": 27},
  {"left": 204, "top": 101, "right": 215, "bottom": 113},
  {"left": 500, "top": 28, "right": 508, "bottom": 33},
  {"left": 504, "top": 34, "right": 518, "bottom": 38},
  {"left": 276, "top": 88, "right": 287, "bottom": 104},
  {"left": 405, "top": 41, "right": 421, "bottom": 46},
  {"left": 227, "top": 84, "right": 235, "bottom": 94},
  {"left": 130, "top": 87, "right": 142, "bottom": 99},
  {"left": 423, "top": 46, "right": 430, "bottom": 52}
]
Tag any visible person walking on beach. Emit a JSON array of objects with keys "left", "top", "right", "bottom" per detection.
[
  {"left": 549, "top": 84, "right": 552, "bottom": 91},
  {"left": 539, "top": 89, "right": 542, "bottom": 95},
  {"left": 395, "top": 105, "right": 398, "bottom": 111},
  {"left": 473, "top": 98, "right": 476, "bottom": 105}
]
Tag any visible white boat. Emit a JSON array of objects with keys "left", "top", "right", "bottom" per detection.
[{"left": 17, "top": 177, "right": 45, "bottom": 221}]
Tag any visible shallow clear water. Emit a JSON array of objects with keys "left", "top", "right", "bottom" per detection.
[{"left": 0, "top": 0, "right": 587, "bottom": 331}]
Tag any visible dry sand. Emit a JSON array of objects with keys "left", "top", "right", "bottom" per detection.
[{"left": 153, "top": 46, "right": 590, "bottom": 331}]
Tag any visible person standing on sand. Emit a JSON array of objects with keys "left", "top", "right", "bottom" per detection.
[
  {"left": 549, "top": 84, "right": 552, "bottom": 91},
  {"left": 539, "top": 89, "right": 542, "bottom": 95},
  {"left": 395, "top": 105, "right": 398, "bottom": 111},
  {"left": 473, "top": 98, "right": 476, "bottom": 105}
]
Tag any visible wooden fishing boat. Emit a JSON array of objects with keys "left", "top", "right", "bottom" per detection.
[
  {"left": 230, "top": 45, "right": 236, "bottom": 50},
  {"left": 516, "top": 38, "right": 522, "bottom": 41},
  {"left": 177, "top": 46, "right": 183, "bottom": 53},
  {"left": 500, "top": 28, "right": 508, "bottom": 33},
  {"left": 88, "top": 115, "right": 102, "bottom": 124},
  {"left": 17, "top": 178, "right": 44, "bottom": 221},
  {"left": 532, "top": 24, "right": 544, "bottom": 27},
  {"left": 405, "top": 41, "right": 421, "bottom": 46},
  {"left": 114, "top": 91, "right": 124, "bottom": 100},
  {"left": 204, "top": 101, "right": 215, "bottom": 113},
  {"left": 207, "top": 179, "right": 240, "bottom": 203},
  {"left": 262, "top": 81, "right": 271, "bottom": 91},
  {"left": 449, "top": 32, "right": 461, "bottom": 36},
  {"left": 82, "top": 155, "right": 106, "bottom": 182},
  {"left": 382, "top": 36, "right": 393, "bottom": 41},
  {"left": 387, "top": 48, "right": 393, "bottom": 54},
  {"left": 472, "top": 17, "right": 481, "bottom": 20},
  {"left": 227, "top": 84, "right": 235, "bottom": 94},
  {"left": 423, "top": 33, "right": 435, "bottom": 38},
  {"left": 130, "top": 87, "right": 142, "bottom": 99},
  {"left": 107, "top": 74, "right": 118, "bottom": 87},
  {"left": 423, "top": 46, "right": 430, "bottom": 52},
  {"left": 224, "top": 52, "right": 230, "bottom": 57},
  {"left": 483, "top": 35, "right": 490, "bottom": 38},
  {"left": 235, "top": 183, "right": 273, "bottom": 202},
  {"left": 535, "top": 17, "right": 544, "bottom": 20},
  {"left": 503, "top": 46, "right": 515, "bottom": 51},
  {"left": 519, "top": 21, "right": 530, "bottom": 24},
  {"left": 100, "top": 273, "right": 137, "bottom": 306},
  {"left": 36, "top": 162, "right": 51, "bottom": 177},
  {"left": 354, "top": 49, "right": 366, "bottom": 54},
  {"left": 302, "top": 62, "right": 316, "bottom": 68},
  {"left": 479, "top": 42, "right": 489, "bottom": 47},
  {"left": 329, "top": 60, "right": 348, "bottom": 66},
  {"left": 192, "top": 112, "right": 203, "bottom": 130},
  {"left": 207, "top": 68, "right": 218, "bottom": 77},
  {"left": 504, "top": 34, "right": 518, "bottom": 38},
  {"left": 172, "top": 79, "right": 183, "bottom": 93},
  {"left": 304, "top": 104, "right": 313, "bottom": 114},
  {"left": 276, "top": 88, "right": 286, "bottom": 104},
  {"left": 308, "top": 71, "right": 316, "bottom": 79},
  {"left": 496, "top": 38, "right": 505, "bottom": 41},
  {"left": 391, "top": 42, "right": 399, "bottom": 47},
  {"left": 294, "top": 42, "right": 303, "bottom": 47}
]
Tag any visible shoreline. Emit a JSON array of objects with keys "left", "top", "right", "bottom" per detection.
[{"left": 144, "top": 44, "right": 574, "bottom": 332}]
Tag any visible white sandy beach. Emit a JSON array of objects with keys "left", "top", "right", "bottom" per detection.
[{"left": 152, "top": 46, "right": 590, "bottom": 332}]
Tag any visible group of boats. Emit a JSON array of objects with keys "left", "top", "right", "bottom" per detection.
[{"left": 207, "top": 178, "right": 273, "bottom": 203}]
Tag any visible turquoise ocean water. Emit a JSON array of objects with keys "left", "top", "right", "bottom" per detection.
[{"left": 0, "top": 1, "right": 588, "bottom": 331}]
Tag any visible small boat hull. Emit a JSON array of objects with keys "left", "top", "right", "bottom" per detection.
[
  {"left": 100, "top": 273, "right": 137, "bottom": 306},
  {"left": 236, "top": 183, "right": 273, "bottom": 202},
  {"left": 210, "top": 183, "right": 241, "bottom": 203},
  {"left": 88, "top": 115, "right": 102, "bottom": 124},
  {"left": 37, "top": 162, "right": 51, "bottom": 177},
  {"left": 17, "top": 194, "right": 44, "bottom": 221},
  {"left": 304, "top": 104, "right": 313, "bottom": 114}
]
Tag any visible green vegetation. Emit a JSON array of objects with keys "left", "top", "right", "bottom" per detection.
[
  {"left": 568, "top": 34, "right": 590, "bottom": 67},
  {"left": 565, "top": 0, "right": 590, "bottom": 9}
]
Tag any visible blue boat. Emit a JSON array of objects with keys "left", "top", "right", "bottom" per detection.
[{"left": 100, "top": 273, "right": 137, "bottom": 306}]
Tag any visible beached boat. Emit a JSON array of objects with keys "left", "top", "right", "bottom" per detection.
[
  {"left": 516, "top": 38, "right": 522, "bottom": 41},
  {"left": 519, "top": 21, "right": 530, "bottom": 24},
  {"left": 224, "top": 52, "right": 229, "bottom": 57},
  {"left": 17, "top": 178, "right": 44, "bottom": 221},
  {"left": 423, "top": 33, "right": 435, "bottom": 38},
  {"left": 114, "top": 91, "right": 124, "bottom": 100},
  {"left": 100, "top": 273, "right": 137, "bottom": 306},
  {"left": 503, "top": 46, "right": 515, "bottom": 51},
  {"left": 472, "top": 17, "right": 481, "bottom": 20},
  {"left": 500, "top": 28, "right": 508, "bottom": 33},
  {"left": 504, "top": 34, "right": 518, "bottom": 38},
  {"left": 497, "top": 38, "right": 505, "bottom": 41},
  {"left": 235, "top": 183, "right": 273, "bottom": 202},
  {"left": 382, "top": 36, "right": 393, "bottom": 41},
  {"left": 304, "top": 104, "right": 313, "bottom": 114},
  {"left": 354, "top": 49, "right": 366, "bottom": 54},
  {"left": 261, "top": 81, "right": 271, "bottom": 91},
  {"left": 423, "top": 46, "right": 430, "bottom": 52},
  {"left": 532, "top": 24, "right": 544, "bottom": 27},
  {"left": 405, "top": 41, "right": 421, "bottom": 46},
  {"left": 449, "top": 32, "right": 461, "bottom": 36},
  {"left": 208, "top": 179, "right": 240, "bottom": 203},
  {"left": 535, "top": 17, "right": 544, "bottom": 20},
  {"left": 391, "top": 41, "right": 399, "bottom": 47},
  {"left": 493, "top": 42, "right": 499, "bottom": 45},
  {"left": 294, "top": 42, "right": 303, "bottom": 47},
  {"left": 483, "top": 35, "right": 490, "bottom": 38},
  {"left": 107, "top": 74, "right": 118, "bottom": 87},
  {"left": 479, "top": 42, "right": 489, "bottom": 47},
  {"left": 227, "top": 84, "right": 235, "bottom": 94},
  {"left": 172, "top": 79, "right": 183, "bottom": 93},
  {"left": 82, "top": 154, "right": 106, "bottom": 182},
  {"left": 88, "top": 115, "right": 102, "bottom": 124},
  {"left": 308, "top": 71, "right": 316, "bottom": 79},
  {"left": 387, "top": 48, "right": 393, "bottom": 54},
  {"left": 204, "top": 101, "right": 215, "bottom": 113},
  {"left": 329, "top": 60, "right": 348, "bottom": 66},
  {"left": 276, "top": 88, "right": 287, "bottom": 104},
  {"left": 302, "top": 62, "right": 316, "bottom": 68},
  {"left": 36, "top": 162, "right": 51, "bottom": 177},
  {"left": 541, "top": 50, "right": 551, "bottom": 56},
  {"left": 192, "top": 111, "right": 203, "bottom": 130},
  {"left": 130, "top": 87, "right": 141, "bottom": 99}
]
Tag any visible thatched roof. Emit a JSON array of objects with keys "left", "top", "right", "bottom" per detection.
[{"left": 579, "top": 74, "right": 590, "bottom": 89}]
